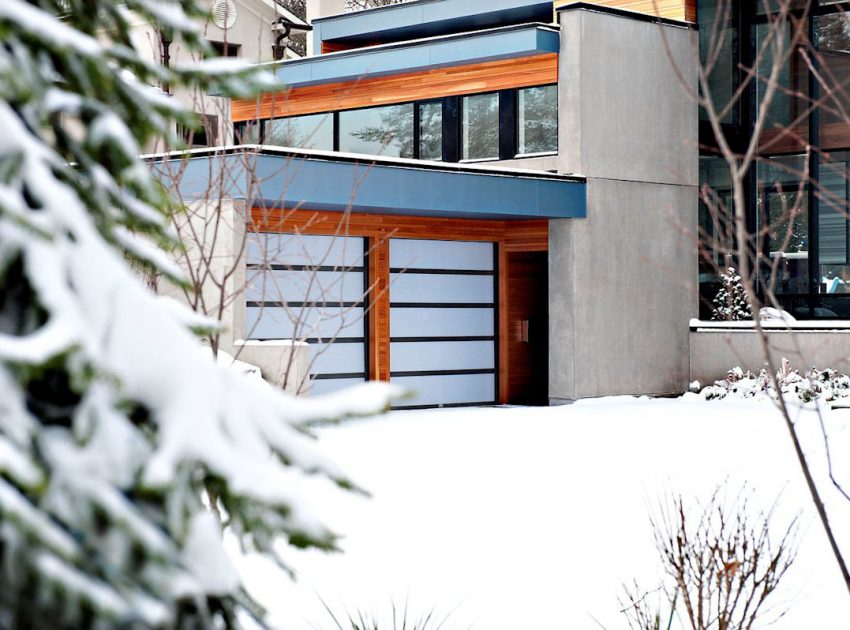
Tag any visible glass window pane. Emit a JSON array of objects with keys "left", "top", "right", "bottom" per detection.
[
  {"left": 518, "top": 85, "right": 557, "bottom": 155},
  {"left": 391, "top": 373, "right": 495, "bottom": 407},
  {"left": 390, "top": 238, "right": 494, "bottom": 271},
  {"left": 235, "top": 121, "right": 260, "bottom": 144},
  {"left": 418, "top": 101, "right": 443, "bottom": 161},
  {"left": 339, "top": 104, "right": 414, "bottom": 158},
  {"left": 390, "top": 273, "right": 494, "bottom": 304},
  {"left": 264, "top": 113, "right": 333, "bottom": 150},
  {"left": 757, "top": 156, "right": 808, "bottom": 295},
  {"left": 462, "top": 93, "right": 499, "bottom": 160},
  {"left": 389, "top": 307, "right": 495, "bottom": 338},
  {"left": 697, "top": 0, "right": 740, "bottom": 125},
  {"left": 819, "top": 153, "right": 850, "bottom": 296},
  {"left": 754, "top": 21, "right": 809, "bottom": 152}
]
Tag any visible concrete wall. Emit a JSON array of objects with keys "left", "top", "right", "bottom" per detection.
[
  {"left": 691, "top": 329, "right": 850, "bottom": 384},
  {"left": 158, "top": 199, "right": 310, "bottom": 392},
  {"left": 549, "top": 7, "right": 699, "bottom": 401}
]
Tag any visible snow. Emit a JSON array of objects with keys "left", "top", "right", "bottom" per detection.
[{"left": 234, "top": 396, "right": 850, "bottom": 629}]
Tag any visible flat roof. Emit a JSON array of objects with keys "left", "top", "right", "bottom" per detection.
[
  {"left": 149, "top": 146, "right": 586, "bottom": 221},
  {"left": 272, "top": 23, "right": 559, "bottom": 89},
  {"left": 313, "top": 0, "right": 555, "bottom": 48}
]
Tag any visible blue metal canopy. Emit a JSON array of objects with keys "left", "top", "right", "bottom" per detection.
[
  {"left": 274, "top": 23, "right": 559, "bottom": 88},
  {"left": 151, "top": 147, "right": 586, "bottom": 220},
  {"left": 313, "top": 0, "right": 555, "bottom": 48}
]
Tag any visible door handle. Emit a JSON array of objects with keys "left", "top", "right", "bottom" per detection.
[{"left": 521, "top": 319, "right": 529, "bottom": 343}]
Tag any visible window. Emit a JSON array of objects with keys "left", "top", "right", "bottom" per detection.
[
  {"left": 180, "top": 113, "right": 218, "bottom": 148},
  {"left": 418, "top": 101, "right": 443, "bottom": 161},
  {"left": 208, "top": 41, "right": 240, "bottom": 58},
  {"left": 265, "top": 113, "right": 333, "bottom": 150},
  {"left": 339, "top": 104, "right": 414, "bottom": 158},
  {"left": 517, "top": 85, "right": 557, "bottom": 155},
  {"left": 462, "top": 93, "right": 499, "bottom": 161},
  {"left": 234, "top": 121, "right": 260, "bottom": 144}
]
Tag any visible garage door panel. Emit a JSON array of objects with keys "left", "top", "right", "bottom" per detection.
[
  {"left": 247, "top": 306, "right": 366, "bottom": 340},
  {"left": 247, "top": 233, "right": 366, "bottom": 268},
  {"left": 389, "top": 239, "right": 495, "bottom": 271},
  {"left": 389, "top": 273, "right": 494, "bottom": 304},
  {"left": 389, "top": 238, "right": 497, "bottom": 408},
  {"left": 307, "top": 341, "right": 366, "bottom": 376},
  {"left": 246, "top": 269, "right": 366, "bottom": 303},
  {"left": 390, "top": 307, "right": 494, "bottom": 338},
  {"left": 392, "top": 374, "right": 496, "bottom": 408},
  {"left": 391, "top": 340, "right": 494, "bottom": 373},
  {"left": 246, "top": 234, "right": 368, "bottom": 398}
]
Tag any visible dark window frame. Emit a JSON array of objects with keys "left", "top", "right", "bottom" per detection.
[{"left": 232, "top": 83, "right": 560, "bottom": 163}]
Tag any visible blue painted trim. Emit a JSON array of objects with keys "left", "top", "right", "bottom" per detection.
[
  {"left": 313, "top": 0, "right": 555, "bottom": 48},
  {"left": 152, "top": 147, "right": 586, "bottom": 220},
  {"left": 276, "top": 24, "right": 559, "bottom": 89}
]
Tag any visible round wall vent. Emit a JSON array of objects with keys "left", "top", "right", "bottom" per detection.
[{"left": 211, "top": 0, "right": 237, "bottom": 29}]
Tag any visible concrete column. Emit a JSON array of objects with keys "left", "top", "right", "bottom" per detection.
[
  {"left": 306, "top": 0, "right": 347, "bottom": 56},
  {"left": 549, "top": 7, "right": 699, "bottom": 401}
]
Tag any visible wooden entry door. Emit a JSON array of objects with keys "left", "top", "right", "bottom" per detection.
[{"left": 506, "top": 251, "right": 548, "bottom": 405}]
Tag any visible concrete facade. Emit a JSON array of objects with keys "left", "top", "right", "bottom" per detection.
[
  {"left": 549, "top": 7, "right": 699, "bottom": 401},
  {"left": 690, "top": 328, "right": 850, "bottom": 385}
]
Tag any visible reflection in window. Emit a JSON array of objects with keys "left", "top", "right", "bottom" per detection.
[
  {"left": 235, "top": 121, "right": 260, "bottom": 144},
  {"left": 339, "top": 104, "right": 414, "bottom": 158},
  {"left": 698, "top": 157, "right": 735, "bottom": 318},
  {"left": 755, "top": 21, "right": 809, "bottom": 152},
  {"left": 820, "top": 153, "right": 850, "bottom": 295},
  {"left": 264, "top": 114, "right": 333, "bottom": 150},
  {"left": 418, "top": 101, "right": 443, "bottom": 161},
  {"left": 518, "top": 85, "right": 557, "bottom": 155},
  {"left": 462, "top": 93, "right": 499, "bottom": 160},
  {"left": 757, "top": 156, "right": 808, "bottom": 295},
  {"left": 698, "top": 0, "right": 740, "bottom": 125}
]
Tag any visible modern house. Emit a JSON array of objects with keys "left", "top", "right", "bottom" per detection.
[{"left": 156, "top": 0, "right": 850, "bottom": 408}]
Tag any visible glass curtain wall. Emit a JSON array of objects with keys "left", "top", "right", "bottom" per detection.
[{"left": 698, "top": 0, "right": 850, "bottom": 318}]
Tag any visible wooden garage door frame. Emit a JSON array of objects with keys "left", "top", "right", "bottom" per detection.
[{"left": 250, "top": 207, "right": 549, "bottom": 404}]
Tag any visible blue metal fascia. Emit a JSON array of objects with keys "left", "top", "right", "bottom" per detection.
[
  {"left": 276, "top": 25, "right": 559, "bottom": 89},
  {"left": 161, "top": 153, "right": 586, "bottom": 220},
  {"left": 314, "top": 0, "right": 554, "bottom": 48}
]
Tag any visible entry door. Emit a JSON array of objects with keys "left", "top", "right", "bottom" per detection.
[
  {"left": 245, "top": 233, "right": 368, "bottom": 394},
  {"left": 507, "top": 251, "right": 549, "bottom": 405},
  {"left": 389, "top": 238, "right": 497, "bottom": 408}
]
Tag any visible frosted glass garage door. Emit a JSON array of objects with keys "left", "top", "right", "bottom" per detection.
[
  {"left": 389, "top": 239, "right": 497, "bottom": 408},
  {"left": 245, "top": 233, "right": 367, "bottom": 395}
]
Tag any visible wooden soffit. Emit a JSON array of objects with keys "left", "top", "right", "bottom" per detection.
[{"left": 232, "top": 53, "right": 558, "bottom": 122}]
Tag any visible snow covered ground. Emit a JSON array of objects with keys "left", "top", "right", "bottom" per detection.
[{"left": 234, "top": 395, "right": 850, "bottom": 629}]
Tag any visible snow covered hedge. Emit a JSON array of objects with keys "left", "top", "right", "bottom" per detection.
[
  {"left": 0, "top": 1, "right": 397, "bottom": 627},
  {"left": 697, "top": 363, "right": 850, "bottom": 402}
]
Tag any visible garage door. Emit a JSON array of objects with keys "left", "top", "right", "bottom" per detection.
[
  {"left": 245, "top": 233, "right": 368, "bottom": 395},
  {"left": 389, "top": 238, "right": 497, "bottom": 408}
]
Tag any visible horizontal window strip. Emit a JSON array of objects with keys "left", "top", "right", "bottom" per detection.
[
  {"left": 247, "top": 264, "right": 365, "bottom": 273},
  {"left": 390, "top": 303, "right": 494, "bottom": 309},
  {"left": 389, "top": 268, "right": 494, "bottom": 276},
  {"left": 392, "top": 401, "right": 497, "bottom": 411},
  {"left": 247, "top": 301, "right": 365, "bottom": 308},
  {"left": 390, "top": 368, "right": 496, "bottom": 378},
  {"left": 311, "top": 372, "right": 366, "bottom": 380},
  {"left": 390, "top": 335, "right": 495, "bottom": 343}
]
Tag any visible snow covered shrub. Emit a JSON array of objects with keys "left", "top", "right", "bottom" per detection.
[
  {"left": 0, "top": 1, "right": 397, "bottom": 627},
  {"left": 698, "top": 360, "right": 850, "bottom": 402},
  {"left": 711, "top": 267, "right": 752, "bottom": 321}
]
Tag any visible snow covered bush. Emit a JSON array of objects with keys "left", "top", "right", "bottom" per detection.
[
  {"left": 699, "top": 361, "right": 850, "bottom": 402},
  {"left": 711, "top": 266, "right": 752, "bottom": 321},
  {"left": 0, "top": 1, "right": 397, "bottom": 627}
]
